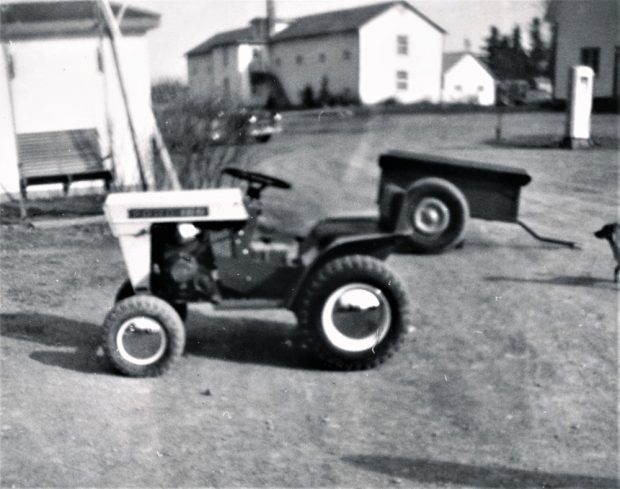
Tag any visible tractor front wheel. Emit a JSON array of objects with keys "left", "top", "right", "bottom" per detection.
[
  {"left": 114, "top": 279, "right": 188, "bottom": 321},
  {"left": 103, "top": 295, "right": 186, "bottom": 377}
]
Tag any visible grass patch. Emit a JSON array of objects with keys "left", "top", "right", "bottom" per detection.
[{"left": 0, "top": 194, "right": 105, "bottom": 224}]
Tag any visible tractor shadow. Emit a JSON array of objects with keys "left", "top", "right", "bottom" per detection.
[
  {"left": 185, "top": 309, "right": 319, "bottom": 370},
  {"left": 0, "top": 312, "right": 113, "bottom": 375},
  {"left": 485, "top": 274, "right": 617, "bottom": 290},
  {"left": 343, "top": 455, "right": 618, "bottom": 489}
]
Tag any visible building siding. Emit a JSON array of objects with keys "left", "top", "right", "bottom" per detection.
[
  {"left": 0, "top": 49, "right": 20, "bottom": 195},
  {"left": 359, "top": 3, "right": 443, "bottom": 104},
  {"left": 270, "top": 32, "right": 359, "bottom": 105},
  {"left": 550, "top": 0, "right": 618, "bottom": 100},
  {"left": 442, "top": 55, "right": 495, "bottom": 106}
]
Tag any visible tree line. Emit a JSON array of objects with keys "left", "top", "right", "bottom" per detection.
[{"left": 481, "top": 17, "right": 553, "bottom": 82}]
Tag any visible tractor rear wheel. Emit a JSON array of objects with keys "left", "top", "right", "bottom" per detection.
[
  {"left": 296, "top": 255, "right": 411, "bottom": 370},
  {"left": 103, "top": 295, "right": 186, "bottom": 377}
]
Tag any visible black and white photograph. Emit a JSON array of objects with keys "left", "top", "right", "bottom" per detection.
[{"left": 0, "top": 0, "right": 617, "bottom": 487}]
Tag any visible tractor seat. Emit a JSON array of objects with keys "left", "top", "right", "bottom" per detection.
[{"left": 303, "top": 184, "right": 406, "bottom": 249}]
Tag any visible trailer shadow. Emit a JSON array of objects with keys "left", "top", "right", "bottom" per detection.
[
  {"left": 343, "top": 455, "right": 618, "bottom": 488},
  {"left": 0, "top": 312, "right": 112, "bottom": 374},
  {"left": 485, "top": 274, "right": 617, "bottom": 289},
  {"left": 185, "top": 309, "right": 318, "bottom": 370}
]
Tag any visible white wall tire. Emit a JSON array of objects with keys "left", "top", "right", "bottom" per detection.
[
  {"left": 103, "top": 295, "right": 185, "bottom": 377},
  {"left": 296, "top": 255, "right": 411, "bottom": 370}
]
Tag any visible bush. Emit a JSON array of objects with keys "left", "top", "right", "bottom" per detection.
[{"left": 152, "top": 92, "right": 256, "bottom": 189}]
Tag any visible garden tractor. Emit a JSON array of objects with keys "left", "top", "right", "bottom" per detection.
[{"left": 102, "top": 167, "right": 413, "bottom": 376}]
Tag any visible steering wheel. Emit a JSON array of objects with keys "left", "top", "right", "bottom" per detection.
[{"left": 223, "top": 167, "right": 291, "bottom": 199}]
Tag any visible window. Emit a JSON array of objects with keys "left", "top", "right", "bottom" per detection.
[
  {"left": 396, "top": 70, "right": 408, "bottom": 90},
  {"left": 343, "top": 50, "right": 351, "bottom": 60},
  {"left": 580, "top": 47, "right": 600, "bottom": 75},
  {"left": 397, "top": 35, "right": 408, "bottom": 55},
  {"left": 222, "top": 48, "right": 229, "bottom": 67},
  {"left": 296, "top": 55, "right": 303, "bottom": 65},
  {"left": 223, "top": 77, "right": 230, "bottom": 95},
  {"left": 319, "top": 53, "right": 326, "bottom": 63}
]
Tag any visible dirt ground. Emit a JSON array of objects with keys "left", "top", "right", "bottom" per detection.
[{"left": 0, "top": 112, "right": 618, "bottom": 488}]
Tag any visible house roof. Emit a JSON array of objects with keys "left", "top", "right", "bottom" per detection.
[
  {"left": 186, "top": 26, "right": 263, "bottom": 57},
  {"left": 271, "top": 1, "right": 445, "bottom": 42},
  {"left": 442, "top": 51, "right": 495, "bottom": 79},
  {"left": 186, "top": 0, "right": 444, "bottom": 56},
  {"left": 0, "top": 1, "right": 160, "bottom": 39}
]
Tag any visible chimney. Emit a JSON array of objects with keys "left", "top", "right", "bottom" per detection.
[{"left": 266, "top": 0, "right": 275, "bottom": 37}]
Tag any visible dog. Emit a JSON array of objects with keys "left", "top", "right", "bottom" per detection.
[{"left": 594, "top": 223, "right": 620, "bottom": 283}]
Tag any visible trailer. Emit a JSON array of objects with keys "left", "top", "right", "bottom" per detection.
[{"left": 378, "top": 150, "right": 577, "bottom": 252}]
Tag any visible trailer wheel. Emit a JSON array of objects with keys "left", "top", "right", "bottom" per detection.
[
  {"left": 296, "top": 255, "right": 411, "bottom": 370},
  {"left": 405, "top": 177, "right": 469, "bottom": 253},
  {"left": 114, "top": 279, "right": 188, "bottom": 321},
  {"left": 103, "top": 295, "right": 186, "bottom": 377}
]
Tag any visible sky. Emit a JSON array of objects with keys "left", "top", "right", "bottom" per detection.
[{"left": 134, "top": 0, "right": 548, "bottom": 82}]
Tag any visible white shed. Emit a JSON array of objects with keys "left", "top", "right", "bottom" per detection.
[
  {"left": 441, "top": 52, "right": 496, "bottom": 106},
  {"left": 0, "top": 0, "right": 160, "bottom": 199}
]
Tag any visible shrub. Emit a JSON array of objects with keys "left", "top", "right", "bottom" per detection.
[{"left": 152, "top": 90, "right": 256, "bottom": 189}]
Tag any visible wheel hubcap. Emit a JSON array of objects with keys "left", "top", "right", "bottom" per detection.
[
  {"left": 412, "top": 197, "right": 450, "bottom": 236},
  {"left": 321, "top": 283, "right": 391, "bottom": 353},
  {"left": 117, "top": 317, "right": 167, "bottom": 366}
]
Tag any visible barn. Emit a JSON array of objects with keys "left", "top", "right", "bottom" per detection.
[{"left": 0, "top": 0, "right": 160, "bottom": 200}]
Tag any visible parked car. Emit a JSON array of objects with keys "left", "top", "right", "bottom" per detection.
[{"left": 209, "top": 108, "right": 282, "bottom": 144}]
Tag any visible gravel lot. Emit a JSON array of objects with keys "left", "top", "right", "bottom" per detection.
[{"left": 1, "top": 111, "right": 618, "bottom": 488}]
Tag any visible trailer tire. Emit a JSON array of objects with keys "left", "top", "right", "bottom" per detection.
[
  {"left": 296, "top": 255, "right": 411, "bottom": 370},
  {"left": 405, "top": 177, "right": 469, "bottom": 253},
  {"left": 103, "top": 295, "right": 186, "bottom": 377}
]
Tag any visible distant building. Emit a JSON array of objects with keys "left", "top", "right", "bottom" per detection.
[
  {"left": 546, "top": 0, "right": 618, "bottom": 107},
  {"left": 0, "top": 0, "right": 160, "bottom": 199},
  {"left": 186, "top": 1, "right": 445, "bottom": 107},
  {"left": 441, "top": 52, "right": 495, "bottom": 106}
]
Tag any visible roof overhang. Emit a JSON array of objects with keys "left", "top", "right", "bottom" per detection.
[{"left": 0, "top": 1, "right": 160, "bottom": 40}]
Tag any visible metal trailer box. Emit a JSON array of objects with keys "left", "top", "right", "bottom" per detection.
[{"left": 378, "top": 150, "right": 532, "bottom": 223}]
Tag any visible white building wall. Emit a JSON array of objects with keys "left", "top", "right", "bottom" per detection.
[
  {"left": 1, "top": 33, "right": 156, "bottom": 195},
  {"left": 102, "top": 34, "right": 157, "bottom": 189},
  {"left": 9, "top": 37, "right": 105, "bottom": 134},
  {"left": 189, "top": 45, "right": 250, "bottom": 106},
  {"left": 359, "top": 4, "right": 443, "bottom": 104},
  {"left": 442, "top": 55, "right": 495, "bottom": 106},
  {"left": 188, "top": 53, "right": 214, "bottom": 100},
  {"left": 0, "top": 48, "right": 20, "bottom": 196},
  {"left": 270, "top": 32, "right": 359, "bottom": 105},
  {"left": 552, "top": 0, "right": 618, "bottom": 100}
]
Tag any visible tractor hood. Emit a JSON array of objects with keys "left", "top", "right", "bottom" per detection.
[{"left": 104, "top": 188, "right": 248, "bottom": 236}]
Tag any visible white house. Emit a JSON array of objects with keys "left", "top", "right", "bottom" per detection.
[
  {"left": 186, "top": 1, "right": 445, "bottom": 107},
  {"left": 546, "top": 0, "right": 618, "bottom": 107},
  {"left": 441, "top": 52, "right": 495, "bottom": 106},
  {"left": 0, "top": 0, "right": 160, "bottom": 199}
]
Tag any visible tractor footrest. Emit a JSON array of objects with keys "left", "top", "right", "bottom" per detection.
[{"left": 214, "top": 299, "right": 284, "bottom": 310}]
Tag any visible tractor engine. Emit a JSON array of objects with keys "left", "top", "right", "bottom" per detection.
[{"left": 151, "top": 224, "right": 218, "bottom": 301}]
